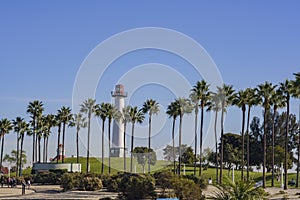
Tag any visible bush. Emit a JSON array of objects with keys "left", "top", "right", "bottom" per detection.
[
  {"left": 32, "top": 172, "right": 61, "bottom": 184},
  {"left": 172, "top": 177, "right": 205, "bottom": 200},
  {"left": 154, "top": 170, "right": 175, "bottom": 197},
  {"left": 78, "top": 176, "right": 103, "bottom": 191},
  {"left": 61, "top": 173, "right": 80, "bottom": 191},
  {"left": 183, "top": 174, "right": 207, "bottom": 189},
  {"left": 118, "top": 173, "right": 156, "bottom": 200}
]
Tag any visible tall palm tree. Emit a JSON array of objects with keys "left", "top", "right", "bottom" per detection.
[
  {"left": 12, "top": 117, "right": 23, "bottom": 176},
  {"left": 58, "top": 106, "right": 72, "bottom": 163},
  {"left": 26, "top": 100, "right": 44, "bottom": 164},
  {"left": 142, "top": 99, "right": 160, "bottom": 173},
  {"left": 80, "top": 98, "right": 98, "bottom": 173},
  {"left": 244, "top": 88, "right": 259, "bottom": 182},
  {"left": 269, "top": 89, "right": 285, "bottom": 186},
  {"left": 207, "top": 92, "right": 221, "bottom": 183},
  {"left": 96, "top": 102, "right": 107, "bottom": 174},
  {"left": 233, "top": 90, "right": 247, "bottom": 180},
  {"left": 217, "top": 84, "right": 235, "bottom": 183},
  {"left": 129, "top": 106, "right": 145, "bottom": 172},
  {"left": 19, "top": 121, "right": 30, "bottom": 176},
  {"left": 55, "top": 112, "right": 62, "bottom": 163},
  {"left": 293, "top": 72, "right": 300, "bottom": 187},
  {"left": 105, "top": 103, "right": 118, "bottom": 174},
  {"left": 71, "top": 113, "right": 87, "bottom": 163},
  {"left": 0, "top": 118, "right": 12, "bottom": 167},
  {"left": 166, "top": 101, "right": 179, "bottom": 174},
  {"left": 279, "top": 79, "right": 294, "bottom": 190},
  {"left": 176, "top": 97, "right": 193, "bottom": 175},
  {"left": 36, "top": 117, "right": 45, "bottom": 163},
  {"left": 43, "top": 114, "right": 56, "bottom": 162},
  {"left": 121, "top": 106, "right": 131, "bottom": 172},
  {"left": 190, "top": 80, "right": 210, "bottom": 176},
  {"left": 257, "top": 81, "right": 276, "bottom": 188}
]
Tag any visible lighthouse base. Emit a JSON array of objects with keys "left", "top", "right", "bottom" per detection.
[{"left": 110, "top": 147, "right": 126, "bottom": 157}]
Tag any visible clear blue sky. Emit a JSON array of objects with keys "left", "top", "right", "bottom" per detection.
[{"left": 0, "top": 1, "right": 299, "bottom": 165}]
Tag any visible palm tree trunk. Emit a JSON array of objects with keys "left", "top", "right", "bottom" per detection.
[
  {"left": 57, "top": 124, "right": 61, "bottom": 164},
  {"left": 220, "top": 105, "right": 225, "bottom": 183},
  {"left": 76, "top": 128, "right": 79, "bottom": 164},
  {"left": 32, "top": 118, "right": 36, "bottom": 164},
  {"left": 172, "top": 117, "right": 176, "bottom": 174},
  {"left": 178, "top": 114, "right": 183, "bottom": 175},
  {"left": 246, "top": 106, "right": 251, "bottom": 182},
  {"left": 123, "top": 122, "right": 127, "bottom": 172},
  {"left": 148, "top": 115, "right": 152, "bottom": 174},
  {"left": 241, "top": 106, "right": 246, "bottom": 180},
  {"left": 263, "top": 105, "right": 267, "bottom": 188},
  {"left": 16, "top": 132, "right": 19, "bottom": 176},
  {"left": 46, "top": 137, "right": 48, "bottom": 162},
  {"left": 130, "top": 123, "right": 135, "bottom": 173},
  {"left": 43, "top": 136, "right": 46, "bottom": 162},
  {"left": 194, "top": 107, "right": 198, "bottom": 176},
  {"left": 271, "top": 106, "right": 277, "bottom": 187},
  {"left": 0, "top": 135, "right": 4, "bottom": 167},
  {"left": 284, "top": 96, "right": 290, "bottom": 190},
  {"left": 19, "top": 135, "right": 24, "bottom": 176},
  {"left": 214, "top": 110, "right": 219, "bottom": 183},
  {"left": 200, "top": 105, "right": 204, "bottom": 177},
  {"left": 297, "top": 117, "right": 300, "bottom": 188},
  {"left": 86, "top": 112, "right": 91, "bottom": 173},
  {"left": 38, "top": 135, "right": 41, "bottom": 163},
  {"left": 108, "top": 119, "right": 111, "bottom": 174},
  {"left": 62, "top": 122, "right": 66, "bottom": 163},
  {"left": 101, "top": 119, "right": 105, "bottom": 174}
]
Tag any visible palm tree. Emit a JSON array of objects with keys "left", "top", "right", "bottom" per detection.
[
  {"left": 190, "top": 80, "right": 210, "bottom": 176},
  {"left": 0, "top": 118, "right": 12, "bottom": 167},
  {"left": 19, "top": 121, "right": 30, "bottom": 176},
  {"left": 244, "top": 88, "right": 259, "bottom": 182},
  {"left": 80, "top": 98, "right": 98, "bottom": 173},
  {"left": 58, "top": 106, "right": 72, "bottom": 163},
  {"left": 166, "top": 101, "right": 179, "bottom": 174},
  {"left": 71, "top": 113, "right": 87, "bottom": 163},
  {"left": 142, "top": 99, "right": 160, "bottom": 173},
  {"left": 129, "top": 106, "right": 145, "bottom": 172},
  {"left": 257, "top": 81, "right": 276, "bottom": 188},
  {"left": 55, "top": 112, "right": 62, "bottom": 163},
  {"left": 269, "top": 89, "right": 285, "bottom": 186},
  {"left": 217, "top": 84, "right": 235, "bottom": 183},
  {"left": 43, "top": 114, "right": 56, "bottom": 162},
  {"left": 121, "top": 106, "right": 131, "bottom": 172},
  {"left": 26, "top": 100, "right": 44, "bottom": 164},
  {"left": 293, "top": 72, "right": 300, "bottom": 187},
  {"left": 207, "top": 92, "right": 221, "bottom": 183},
  {"left": 105, "top": 103, "right": 118, "bottom": 174},
  {"left": 176, "top": 98, "right": 193, "bottom": 175},
  {"left": 279, "top": 79, "right": 294, "bottom": 190},
  {"left": 96, "top": 102, "right": 107, "bottom": 174},
  {"left": 12, "top": 117, "right": 23, "bottom": 176},
  {"left": 233, "top": 90, "right": 247, "bottom": 180}
]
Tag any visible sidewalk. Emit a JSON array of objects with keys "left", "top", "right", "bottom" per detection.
[{"left": 0, "top": 186, "right": 35, "bottom": 197}]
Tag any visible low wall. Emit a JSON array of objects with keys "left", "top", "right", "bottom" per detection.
[{"left": 33, "top": 163, "right": 81, "bottom": 173}]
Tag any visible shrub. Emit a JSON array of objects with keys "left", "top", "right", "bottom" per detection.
[
  {"left": 154, "top": 170, "right": 175, "bottom": 197},
  {"left": 183, "top": 174, "right": 207, "bottom": 189},
  {"left": 61, "top": 173, "right": 79, "bottom": 191},
  {"left": 118, "top": 173, "right": 156, "bottom": 200},
  {"left": 78, "top": 176, "right": 103, "bottom": 191},
  {"left": 32, "top": 172, "right": 61, "bottom": 184},
  {"left": 172, "top": 177, "right": 205, "bottom": 200}
]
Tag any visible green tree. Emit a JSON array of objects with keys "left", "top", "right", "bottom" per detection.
[
  {"left": 279, "top": 79, "right": 295, "bottom": 190},
  {"left": 129, "top": 106, "right": 145, "bottom": 172},
  {"left": 293, "top": 72, "right": 300, "bottom": 187},
  {"left": 0, "top": 118, "right": 12, "bottom": 167},
  {"left": 121, "top": 105, "right": 131, "bottom": 172},
  {"left": 142, "top": 99, "right": 160, "bottom": 173},
  {"left": 55, "top": 112, "right": 62, "bottom": 163},
  {"left": 207, "top": 92, "right": 221, "bottom": 182},
  {"left": 3, "top": 150, "right": 27, "bottom": 169},
  {"left": 12, "top": 117, "right": 23, "bottom": 176},
  {"left": 233, "top": 90, "right": 247, "bottom": 180},
  {"left": 43, "top": 114, "right": 56, "bottom": 162},
  {"left": 190, "top": 80, "right": 210, "bottom": 176},
  {"left": 181, "top": 146, "right": 196, "bottom": 165},
  {"left": 96, "top": 102, "right": 107, "bottom": 174},
  {"left": 175, "top": 98, "right": 193, "bottom": 175},
  {"left": 26, "top": 100, "right": 44, "bottom": 164},
  {"left": 71, "top": 113, "right": 87, "bottom": 164},
  {"left": 19, "top": 121, "right": 30, "bottom": 176},
  {"left": 257, "top": 81, "right": 276, "bottom": 188},
  {"left": 58, "top": 106, "right": 72, "bottom": 163},
  {"left": 105, "top": 103, "right": 118, "bottom": 174},
  {"left": 166, "top": 101, "right": 179, "bottom": 174},
  {"left": 216, "top": 84, "right": 235, "bottom": 183},
  {"left": 133, "top": 146, "right": 157, "bottom": 173},
  {"left": 80, "top": 98, "right": 98, "bottom": 173}
]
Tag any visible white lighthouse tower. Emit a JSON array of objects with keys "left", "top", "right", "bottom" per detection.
[{"left": 111, "top": 84, "right": 127, "bottom": 157}]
